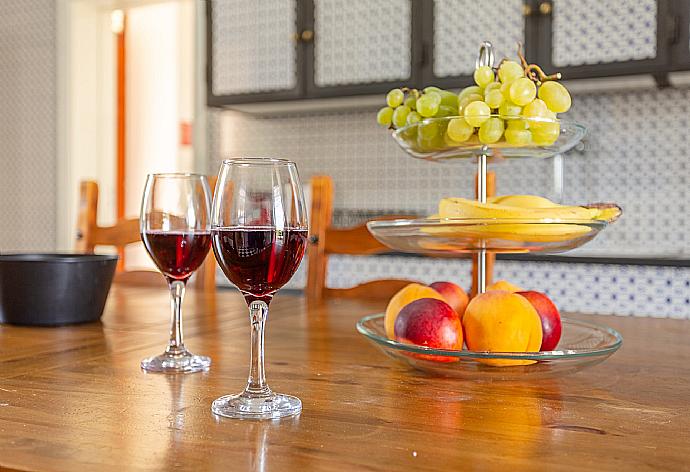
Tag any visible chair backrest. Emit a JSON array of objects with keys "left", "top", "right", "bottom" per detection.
[
  {"left": 305, "top": 174, "right": 496, "bottom": 302},
  {"left": 306, "top": 175, "right": 418, "bottom": 301},
  {"left": 75, "top": 178, "right": 217, "bottom": 290}
]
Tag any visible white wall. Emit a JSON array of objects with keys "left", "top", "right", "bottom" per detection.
[{"left": 124, "top": 0, "right": 195, "bottom": 268}]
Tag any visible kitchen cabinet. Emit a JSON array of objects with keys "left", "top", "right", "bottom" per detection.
[
  {"left": 207, "top": 0, "right": 305, "bottom": 105},
  {"left": 207, "top": 0, "right": 420, "bottom": 105},
  {"left": 421, "top": 0, "right": 535, "bottom": 89},
  {"left": 535, "top": 0, "right": 673, "bottom": 81},
  {"left": 207, "top": 0, "right": 685, "bottom": 107},
  {"left": 305, "top": 0, "right": 421, "bottom": 97}
]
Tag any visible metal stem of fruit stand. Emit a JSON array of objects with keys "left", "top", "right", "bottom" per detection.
[
  {"left": 476, "top": 151, "right": 488, "bottom": 294},
  {"left": 475, "top": 41, "right": 494, "bottom": 296}
]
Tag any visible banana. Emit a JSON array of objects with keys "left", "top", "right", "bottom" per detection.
[
  {"left": 438, "top": 196, "right": 621, "bottom": 223},
  {"left": 439, "top": 197, "right": 598, "bottom": 220},
  {"left": 487, "top": 194, "right": 561, "bottom": 208},
  {"left": 420, "top": 195, "right": 621, "bottom": 244},
  {"left": 423, "top": 222, "right": 593, "bottom": 242}
]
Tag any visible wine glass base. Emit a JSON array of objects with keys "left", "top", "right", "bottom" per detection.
[
  {"left": 141, "top": 350, "right": 211, "bottom": 373},
  {"left": 211, "top": 392, "right": 302, "bottom": 420}
]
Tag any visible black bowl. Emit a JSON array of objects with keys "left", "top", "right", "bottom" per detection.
[{"left": 0, "top": 253, "right": 118, "bottom": 326}]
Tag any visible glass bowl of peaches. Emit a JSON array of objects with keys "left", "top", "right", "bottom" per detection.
[{"left": 356, "top": 282, "right": 622, "bottom": 380}]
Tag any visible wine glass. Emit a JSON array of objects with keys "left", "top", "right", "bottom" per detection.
[
  {"left": 210, "top": 158, "right": 308, "bottom": 419},
  {"left": 139, "top": 173, "right": 213, "bottom": 373}
]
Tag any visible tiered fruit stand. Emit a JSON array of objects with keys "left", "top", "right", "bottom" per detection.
[{"left": 357, "top": 43, "right": 623, "bottom": 379}]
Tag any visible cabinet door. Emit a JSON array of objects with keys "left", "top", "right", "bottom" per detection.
[
  {"left": 207, "top": 0, "right": 304, "bottom": 105},
  {"left": 305, "top": 0, "right": 420, "bottom": 97},
  {"left": 537, "top": 0, "right": 672, "bottom": 79},
  {"left": 425, "top": 0, "right": 533, "bottom": 88}
]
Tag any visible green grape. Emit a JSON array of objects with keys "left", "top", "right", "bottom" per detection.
[
  {"left": 404, "top": 96, "right": 417, "bottom": 110},
  {"left": 509, "top": 78, "right": 537, "bottom": 106},
  {"left": 478, "top": 117, "right": 505, "bottom": 144},
  {"left": 507, "top": 118, "right": 529, "bottom": 130},
  {"left": 435, "top": 105, "right": 456, "bottom": 117},
  {"left": 458, "top": 93, "right": 484, "bottom": 111},
  {"left": 423, "top": 86, "right": 442, "bottom": 94},
  {"left": 447, "top": 117, "right": 474, "bottom": 142},
  {"left": 538, "top": 81, "right": 572, "bottom": 113},
  {"left": 416, "top": 94, "right": 440, "bottom": 117},
  {"left": 418, "top": 121, "right": 445, "bottom": 151},
  {"left": 376, "top": 106, "right": 394, "bottom": 126},
  {"left": 505, "top": 128, "right": 532, "bottom": 146},
  {"left": 498, "top": 101, "right": 522, "bottom": 120},
  {"left": 498, "top": 60, "right": 524, "bottom": 83},
  {"left": 386, "top": 88, "right": 404, "bottom": 108},
  {"left": 407, "top": 111, "right": 422, "bottom": 125},
  {"left": 474, "top": 65, "right": 495, "bottom": 87},
  {"left": 485, "top": 89, "right": 504, "bottom": 109},
  {"left": 531, "top": 111, "right": 560, "bottom": 145},
  {"left": 529, "top": 109, "right": 557, "bottom": 132},
  {"left": 418, "top": 120, "right": 440, "bottom": 140},
  {"left": 532, "top": 127, "right": 560, "bottom": 146},
  {"left": 426, "top": 91, "right": 442, "bottom": 101},
  {"left": 392, "top": 105, "right": 411, "bottom": 128},
  {"left": 484, "top": 82, "right": 502, "bottom": 94},
  {"left": 463, "top": 101, "right": 491, "bottom": 127},
  {"left": 439, "top": 90, "right": 459, "bottom": 108},
  {"left": 458, "top": 85, "right": 482, "bottom": 102},
  {"left": 522, "top": 99, "right": 548, "bottom": 119},
  {"left": 500, "top": 80, "right": 514, "bottom": 99}
]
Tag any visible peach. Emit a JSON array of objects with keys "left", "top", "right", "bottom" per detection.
[
  {"left": 384, "top": 283, "right": 445, "bottom": 339},
  {"left": 463, "top": 290, "right": 543, "bottom": 366},
  {"left": 486, "top": 280, "right": 523, "bottom": 292},
  {"left": 517, "top": 291, "right": 562, "bottom": 351},
  {"left": 429, "top": 281, "right": 469, "bottom": 315},
  {"left": 394, "top": 298, "right": 463, "bottom": 361}
]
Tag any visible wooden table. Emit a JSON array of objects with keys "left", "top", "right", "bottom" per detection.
[{"left": 1, "top": 285, "right": 689, "bottom": 471}]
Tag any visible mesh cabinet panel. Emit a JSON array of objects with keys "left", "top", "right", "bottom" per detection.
[
  {"left": 211, "top": 0, "right": 297, "bottom": 95},
  {"left": 314, "top": 0, "right": 411, "bottom": 87},
  {"left": 433, "top": 0, "right": 525, "bottom": 77},
  {"left": 552, "top": 0, "right": 657, "bottom": 67}
]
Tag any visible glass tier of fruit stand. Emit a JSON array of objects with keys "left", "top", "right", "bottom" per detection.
[{"left": 358, "top": 42, "right": 623, "bottom": 378}]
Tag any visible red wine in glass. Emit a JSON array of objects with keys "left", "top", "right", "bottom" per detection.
[
  {"left": 142, "top": 230, "right": 212, "bottom": 281},
  {"left": 212, "top": 227, "right": 307, "bottom": 297}
]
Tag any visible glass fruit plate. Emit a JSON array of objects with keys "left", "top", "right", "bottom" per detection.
[
  {"left": 357, "top": 313, "right": 622, "bottom": 380},
  {"left": 393, "top": 115, "right": 586, "bottom": 161},
  {"left": 367, "top": 217, "right": 607, "bottom": 255}
]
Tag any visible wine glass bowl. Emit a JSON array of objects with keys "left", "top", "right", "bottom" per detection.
[
  {"left": 211, "top": 158, "right": 308, "bottom": 420},
  {"left": 392, "top": 115, "right": 586, "bottom": 161},
  {"left": 139, "top": 173, "right": 213, "bottom": 373}
]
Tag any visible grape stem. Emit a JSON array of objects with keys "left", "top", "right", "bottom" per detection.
[{"left": 516, "top": 42, "right": 562, "bottom": 85}]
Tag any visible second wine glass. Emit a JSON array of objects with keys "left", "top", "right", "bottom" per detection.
[
  {"left": 210, "top": 158, "right": 308, "bottom": 419},
  {"left": 140, "top": 173, "right": 213, "bottom": 373}
]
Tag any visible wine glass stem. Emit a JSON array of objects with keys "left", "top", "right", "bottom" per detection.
[
  {"left": 245, "top": 299, "right": 271, "bottom": 396},
  {"left": 166, "top": 279, "right": 187, "bottom": 355}
]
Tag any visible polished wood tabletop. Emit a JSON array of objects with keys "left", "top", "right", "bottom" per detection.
[{"left": 1, "top": 285, "right": 689, "bottom": 471}]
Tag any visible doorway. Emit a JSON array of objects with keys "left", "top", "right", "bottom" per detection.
[{"left": 59, "top": 0, "right": 204, "bottom": 270}]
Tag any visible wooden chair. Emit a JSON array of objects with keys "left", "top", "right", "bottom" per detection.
[
  {"left": 75, "top": 179, "right": 217, "bottom": 290},
  {"left": 305, "top": 175, "right": 496, "bottom": 302}
]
